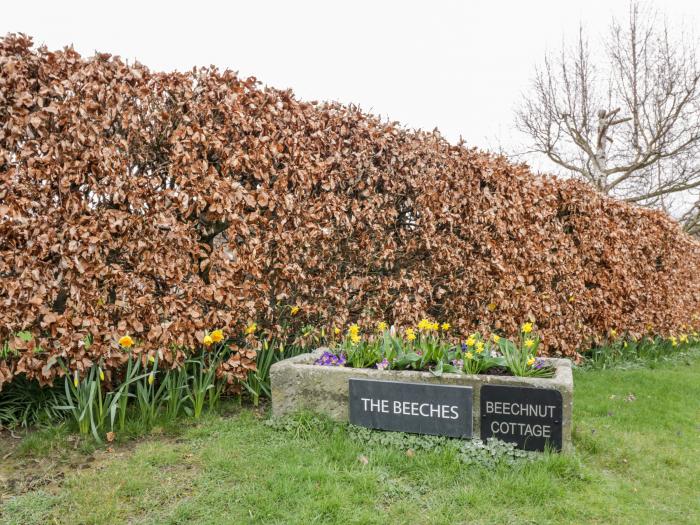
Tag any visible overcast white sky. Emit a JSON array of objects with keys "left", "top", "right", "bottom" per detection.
[{"left": 2, "top": 0, "right": 699, "bottom": 175}]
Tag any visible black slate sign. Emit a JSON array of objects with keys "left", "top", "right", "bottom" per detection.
[
  {"left": 480, "top": 384, "right": 563, "bottom": 451},
  {"left": 348, "top": 378, "right": 473, "bottom": 438}
]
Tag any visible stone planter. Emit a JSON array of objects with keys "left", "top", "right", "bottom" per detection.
[{"left": 271, "top": 348, "right": 574, "bottom": 452}]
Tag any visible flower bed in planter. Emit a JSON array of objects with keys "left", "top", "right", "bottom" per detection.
[
  {"left": 271, "top": 321, "right": 574, "bottom": 452},
  {"left": 271, "top": 349, "right": 573, "bottom": 452}
]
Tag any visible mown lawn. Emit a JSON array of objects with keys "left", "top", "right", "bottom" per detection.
[{"left": 1, "top": 355, "right": 699, "bottom": 525}]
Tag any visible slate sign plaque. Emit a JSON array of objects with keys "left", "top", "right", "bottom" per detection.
[
  {"left": 480, "top": 384, "right": 563, "bottom": 451},
  {"left": 348, "top": 378, "right": 473, "bottom": 438}
]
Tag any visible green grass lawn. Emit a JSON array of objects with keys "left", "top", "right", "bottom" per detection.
[{"left": 1, "top": 355, "right": 699, "bottom": 525}]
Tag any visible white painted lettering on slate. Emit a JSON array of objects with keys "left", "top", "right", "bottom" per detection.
[{"left": 360, "top": 397, "right": 460, "bottom": 419}]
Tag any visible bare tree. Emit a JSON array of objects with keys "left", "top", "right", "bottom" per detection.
[{"left": 517, "top": 2, "right": 700, "bottom": 233}]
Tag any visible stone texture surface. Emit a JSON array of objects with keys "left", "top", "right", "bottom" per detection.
[{"left": 270, "top": 348, "right": 574, "bottom": 451}]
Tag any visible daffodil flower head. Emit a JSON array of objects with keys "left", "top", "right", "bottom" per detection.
[
  {"left": 487, "top": 302, "right": 497, "bottom": 312},
  {"left": 465, "top": 337, "right": 476, "bottom": 347},
  {"left": 475, "top": 342, "right": 484, "bottom": 354},
  {"left": 73, "top": 371, "right": 79, "bottom": 388},
  {"left": 431, "top": 322, "right": 439, "bottom": 331},
  {"left": 149, "top": 355, "right": 155, "bottom": 364},
  {"left": 417, "top": 319, "right": 432, "bottom": 332},
  {"left": 492, "top": 334, "right": 500, "bottom": 343},
  {"left": 405, "top": 328, "right": 416, "bottom": 341},
  {"left": 350, "top": 333, "right": 361, "bottom": 344},
  {"left": 99, "top": 368, "right": 105, "bottom": 381},
  {"left": 466, "top": 351, "right": 474, "bottom": 360},
  {"left": 441, "top": 322, "right": 450, "bottom": 331},
  {"left": 118, "top": 335, "right": 134, "bottom": 349},
  {"left": 245, "top": 322, "right": 257, "bottom": 335},
  {"left": 521, "top": 322, "right": 533, "bottom": 334},
  {"left": 203, "top": 335, "right": 214, "bottom": 346},
  {"left": 524, "top": 339, "right": 535, "bottom": 349},
  {"left": 334, "top": 327, "right": 341, "bottom": 335},
  {"left": 211, "top": 329, "right": 224, "bottom": 343},
  {"left": 148, "top": 372, "right": 155, "bottom": 385},
  {"left": 527, "top": 357, "right": 535, "bottom": 366},
  {"left": 377, "top": 321, "right": 388, "bottom": 332},
  {"left": 290, "top": 306, "right": 300, "bottom": 316}
]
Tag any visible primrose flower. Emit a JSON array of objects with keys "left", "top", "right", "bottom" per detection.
[
  {"left": 465, "top": 337, "right": 476, "bottom": 347},
  {"left": 211, "top": 329, "right": 224, "bottom": 343},
  {"left": 314, "top": 351, "right": 346, "bottom": 367},
  {"left": 527, "top": 357, "right": 535, "bottom": 367},
  {"left": 118, "top": 335, "right": 134, "bottom": 349},
  {"left": 290, "top": 306, "right": 300, "bottom": 316},
  {"left": 441, "top": 322, "right": 450, "bottom": 331},
  {"left": 203, "top": 335, "right": 213, "bottom": 346},
  {"left": 492, "top": 334, "right": 500, "bottom": 343},
  {"left": 524, "top": 339, "right": 535, "bottom": 349},
  {"left": 405, "top": 328, "right": 416, "bottom": 341},
  {"left": 475, "top": 342, "right": 484, "bottom": 354},
  {"left": 376, "top": 358, "right": 390, "bottom": 370},
  {"left": 245, "top": 322, "right": 257, "bottom": 335},
  {"left": 465, "top": 351, "right": 474, "bottom": 360},
  {"left": 521, "top": 322, "right": 533, "bottom": 334},
  {"left": 377, "top": 321, "right": 388, "bottom": 332}
]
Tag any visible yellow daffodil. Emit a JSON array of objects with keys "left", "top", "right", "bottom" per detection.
[
  {"left": 521, "top": 322, "right": 533, "bottom": 334},
  {"left": 118, "top": 335, "right": 134, "bottom": 348},
  {"left": 568, "top": 295, "right": 575, "bottom": 303},
  {"left": 245, "top": 322, "right": 257, "bottom": 335},
  {"left": 441, "top": 322, "right": 450, "bottom": 331},
  {"left": 73, "top": 372, "right": 79, "bottom": 388},
  {"left": 465, "top": 337, "right": 476, "bottom": 347},
  {"left": 623, "top": 341, "right": 628, "bottom": 348},
  {"left": 334, "top": 327, "right": 341, "bottom": 335},
  {"left": 405, "top": 328, "right": 416, "bottom": 341},
  {"left": 475, "top": 342, "right": 484, "bottom": 354},
  {"left": 524, "top": 339, "right": 535, "bottom": 349},
  {"left": 487, "top": 302, "right": 497, "bottom": 312},
  {"left": 609, "top": 329, "right": 617, "bottom": 339},
  {"left": 211, "top": 329, "right": 224, "bottom": 343},
  {"left": 679, "top": 334, "right": 688, "bottom": 343},
  {"left": 203, "top": 335, "right": 213, "bottom": 346},
  {"left": 466, "top": 351, "right": 474, "bottom": 360},
  {"left": 492, "top": 334, "right": 500, "bottom": 343},
  {"left": 149, "top": 355, "right": 155, "bottom": 364},
  {"left": 670, "top": 336, "right": 677, "bottom": 347},
  {"left": 148, "top": 372, "right": 155, "bottom": 385},
  {"left": 527, "top": 357, "right": 535, "bottom": 366},
  {"left": 348, "top": 324, "right": 360, "bottom": 337},
  {"left": 377, "top": 321, "right": 388, "bottom": 332},
  {"left": 290, "top": 306, "right": 300, "bottom": 316},
  {"left": 99, "top": 368, "right": 104, "bottom": 381},
  {"left": 350, "top": 333, "right": 361, "bottom": 344},
  {"left": 431, "top": 322, "right": 439, "bottom": 331},
  {"left": 417, "top": 319, "right": 434, "bottom": 332}
]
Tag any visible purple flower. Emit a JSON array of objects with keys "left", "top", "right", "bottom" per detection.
[
  {"left": 376, "top": 358, "right": 390, "bottom": 370},
  {"left": 315, "top": 351, "right": 346, "bottom": 366},
  {"left": 452, "top": 359, "right": 464, "bottom": 368},
  {"left": 534, "top": 358, "right": 546, "bottom": 370},
  {"left": 416, "top": 350, "right": 423, "bottom": 356}
]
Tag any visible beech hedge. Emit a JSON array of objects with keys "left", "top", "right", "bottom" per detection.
[{"left": 1, "top": 34, "right": 700, "bottom": 387}]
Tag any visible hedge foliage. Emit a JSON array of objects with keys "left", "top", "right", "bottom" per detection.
[{"left": 1, "top": 34, "right": 700, "bottom": 387}]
